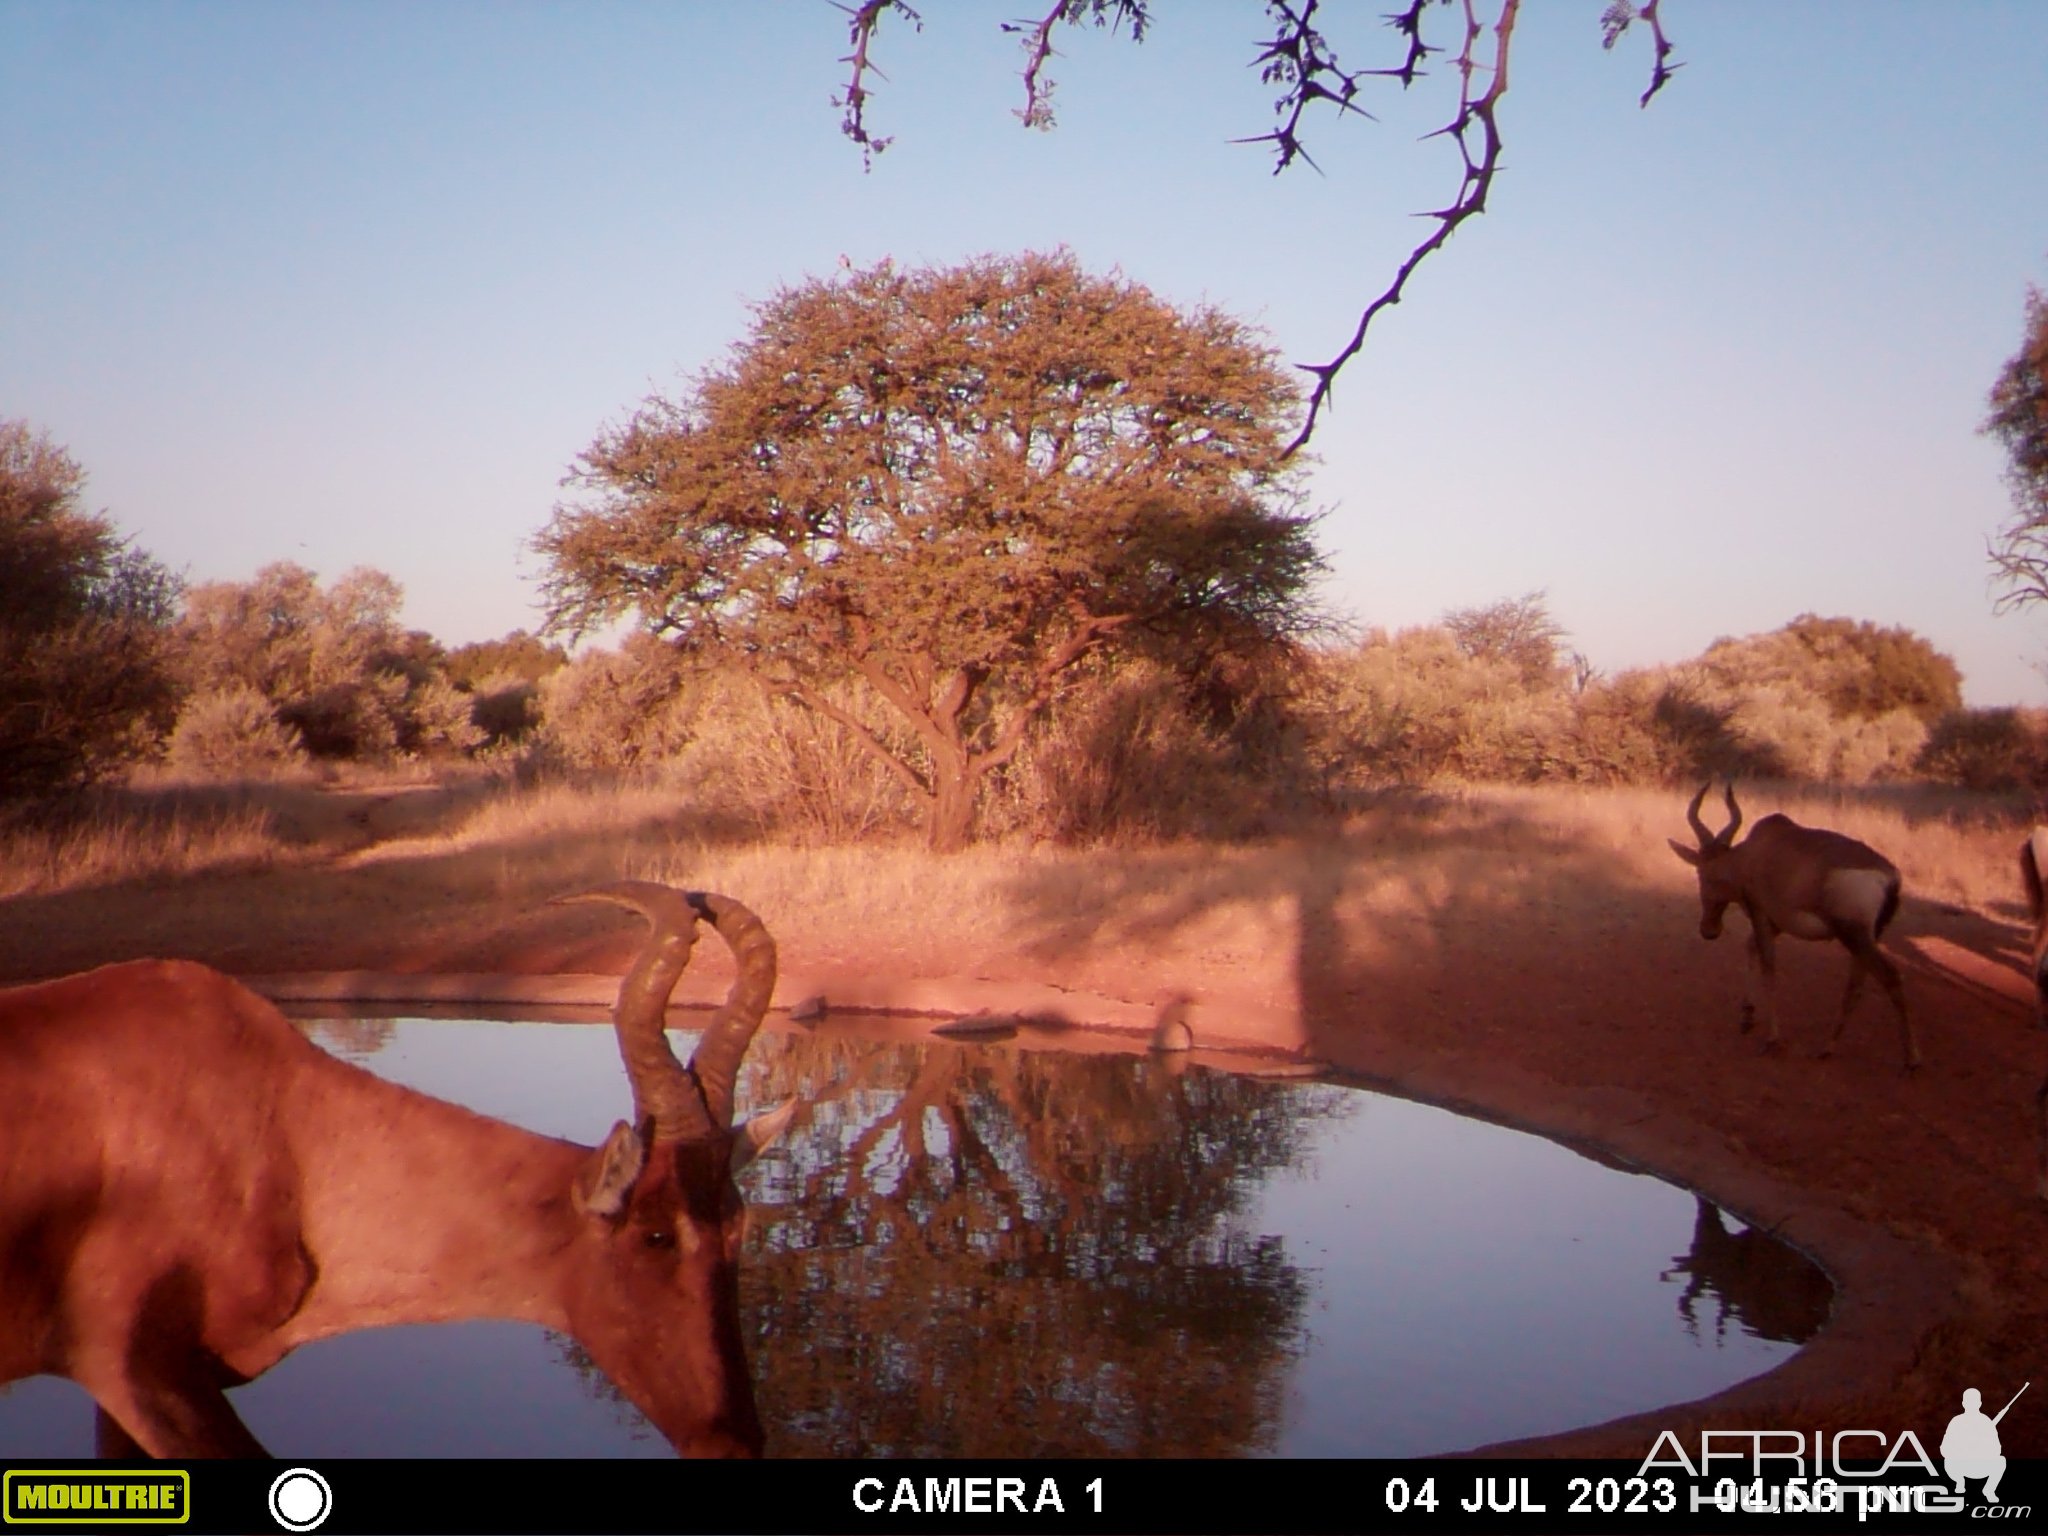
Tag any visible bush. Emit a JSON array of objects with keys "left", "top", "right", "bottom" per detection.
[
  {"left": 400, "top": 676, "right": 485, "bottom": 756},
  {"left": 466, "top": 668, "right": 543, "bottom": 746},
  {"left": 676, "top": 674, "right": 919, "bottom": 842},
  {"left": 986, "top": 657, "right": 1303, "bottom": 842},
  {"left": 1916, "top": 707, "right": 2048, "bottom": 792},
  {"left": 1298, "top": 627, "right": 1931, "bottom": 792},
  {"left": 163, "top": 685, "right": 309, "bottom": 778},
  {"left": 174, "top": 562, "right": 431, "bottom": 762},
  {"left": 0, "top": 421, "right": 181, "bottom": 796},
  {"left": 1305, "top": 628, "right": 1565, "bottom": 786},
  {"left": 1698, "top": 615, "right": 1962, "bottom": 725},
  {"left": 532, "top": 636, "right": 700, "bottom": 770}
]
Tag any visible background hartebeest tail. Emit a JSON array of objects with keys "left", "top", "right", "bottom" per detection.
[
  {"left": 2018, "top": 829, "right": 2048, "bottom": 1200},
  {"left": 0, "top": 881, "right": 798, "bottom": 1457},
  {"left": 1668, "top": 782, "right": 1917, "bottom": 1070}
]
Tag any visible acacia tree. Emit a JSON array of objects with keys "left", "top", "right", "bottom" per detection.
[
  {"left": 1985, "top": 285, "right": 2048, "bottom": 612},
  {"left": 1441, "top": 590, "right": 1571, "bottom": 687},
  {"left": 536, "top": 251, "right": 1325, "bottom": 850},
  {"left": 833, "top": 2, "right": 1680, "bottom": 452}
]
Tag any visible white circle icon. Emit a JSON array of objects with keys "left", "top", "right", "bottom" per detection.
[{"left": 268, "top": 1467, "right": 333, "bottom": 1532}]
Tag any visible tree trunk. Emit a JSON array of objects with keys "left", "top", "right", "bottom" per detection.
[{"left": 926, "top": 759, "right": 978, "bottom": 853}]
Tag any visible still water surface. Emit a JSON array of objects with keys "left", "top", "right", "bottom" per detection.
[{"left": 0, "top": 1014, "right": 1829, "bottom": 1457}]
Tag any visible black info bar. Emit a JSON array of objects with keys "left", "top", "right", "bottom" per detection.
[{"left": 1, "top": 1458, "right": 2038, "bottom": 1535}]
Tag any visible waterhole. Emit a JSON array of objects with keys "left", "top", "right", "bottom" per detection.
[{"left": 0, "top": 1012, "right": 1830, "bottom": 1457}]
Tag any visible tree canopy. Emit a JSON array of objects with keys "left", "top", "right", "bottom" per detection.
[
  {"left": 536, "top": 250, "right": 1326, "bottom": 849},
  {"left": 0, "top": 419, "right": 182, "bottom": 797},
  {"left": 1985, "top": 284, "right": 2048, "bottom": 613},
  {"left": 1441, "top": 590, "right": 1572, "bottom": 687}
]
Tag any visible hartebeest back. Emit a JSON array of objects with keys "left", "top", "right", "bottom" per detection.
[
  {"left": 2016, "top": 828, "right": 2048, "bottom": 1199},
  {"left": 0, "top": 881, "right": 794, "bottom": 1457},
  {"left": 1668, "top": 783, "right": 1917, "bottom": 1070}
]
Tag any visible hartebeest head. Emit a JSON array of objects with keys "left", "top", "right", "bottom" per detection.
[
  {"left": 550, "top": 881, "right": 795, "bottom": 1458},
  {"left": 1667, "top": 780, "right": 1746, "bottom": 940}
]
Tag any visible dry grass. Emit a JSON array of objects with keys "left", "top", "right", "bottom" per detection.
[
  {"left": 1440, "top": 779, "right": 2037, "bottom": 916},
  {"left": 0, "top": 787, "right": 288, "bottom": 899},
  {"left": 1, "top": 771, "right": 2036, "bottom": 983}
]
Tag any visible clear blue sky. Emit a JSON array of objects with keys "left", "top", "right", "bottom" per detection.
[{"left": 5, "top": 2, "right": 2045, "bottom": 702}]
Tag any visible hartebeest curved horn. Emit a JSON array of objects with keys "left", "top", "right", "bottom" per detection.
[
  {"left": 554, "top": 881, "right": 714, "bottom": 1142},
  {"left": 1719, "top": 782, "right": 1743, "bottom": 844},
  {"left": 677, "top": 890, "right": 779, "bottom": 1134},
  {"left": 554, "top": 881, "right": 779, "bottom": 1141},
  {"left": 1686, "top": 781, "right": 1744, "bottom": 850},
  {"left": 1686, "top": 782, "right": 1714, "bottom": 846}
]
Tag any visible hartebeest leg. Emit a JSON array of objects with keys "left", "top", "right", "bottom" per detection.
[
  {"left": 1744, "top": 921, "right": 1783, "bottom": 1053},
  {"left": 83, "top": 1377, "right": 267, "bottom": 1458},
  {"left": 1824, "top": 926, "right": 1917, "bottom": 1071},
  {"left": 1823, "top": 956, "right": 1867, "bottom": 1061},
  {"left": 94, "top": 1407, "right": 142, "bottom": 1458}
]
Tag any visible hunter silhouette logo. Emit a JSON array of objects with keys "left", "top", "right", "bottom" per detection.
[{"left": 1942, "top": 1382, "right": 2027, "bottom": 1504}]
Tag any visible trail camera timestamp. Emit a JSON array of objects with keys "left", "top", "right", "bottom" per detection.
[{"left": 1384, "top": 1474, "right": 1681, "bottom": 1519}]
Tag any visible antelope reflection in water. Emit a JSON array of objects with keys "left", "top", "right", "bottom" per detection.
[{"left": 1660, "top": 1196, "right": 1832, "bottom": 1346}]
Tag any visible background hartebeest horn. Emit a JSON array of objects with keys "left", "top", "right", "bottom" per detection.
[
  {"left": 1687, "top": 781, "right": 1743, "bottom": 850},
  {"left": 554, "top": 881, "right": 778, "bottom": 1142}
]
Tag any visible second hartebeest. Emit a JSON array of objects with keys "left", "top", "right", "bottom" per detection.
[
  {"left": 2016, "top": 829, "right": 2048, "bottom": 1199},
  {"left": 0, "top": 881, "right": 795, "bottom": 1457},
  {"left": 1668, "top": 783, "right": 1918, "bottom": 1070}
]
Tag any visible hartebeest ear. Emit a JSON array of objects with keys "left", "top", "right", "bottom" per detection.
[
  {"left": 1668, "top": 838, "right": 1703, "bottom": 867},
  {"left": 572, "top": 1118, "right": 650, "bottom": 1220},
  {"left": 731, "top": 1099, "right": 798, "bottom": 1175}
]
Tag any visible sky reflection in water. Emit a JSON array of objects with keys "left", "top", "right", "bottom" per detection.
[{"left": 0, "top": 1015, "right": 1826, "bottom": 1457}]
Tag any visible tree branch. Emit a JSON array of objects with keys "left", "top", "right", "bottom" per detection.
[
  {"left": 834, "top": 0, "right": 922, "bottom": 167},
  {"left": 786, "top": 674, "right": 934, "bottom": 800},
  {"left": 1284, "top": 0, "right": 1518, "bottom": 456},
  {"left": 1001, "top": 2, "right": 1151, "bottom": 132}
]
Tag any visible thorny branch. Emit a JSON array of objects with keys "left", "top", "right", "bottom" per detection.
[
  {"left": 1003, "top": 2, "right": 1151, "bottom": 132},
  {"left": 831, "top": 1, "right": 1681, "bottom": 453},
  {"left": 1285, "top": 0, "right": 1516, "bottom": 455},
  {"left": 1240, "top": 1, "right": 1374, "bottom": 176},
  {"left": 1602, "top": 0, "right": 1680, "bottom": 106},
  {"left": 834, "top": 0, "right": 922, "bottom": 167}
]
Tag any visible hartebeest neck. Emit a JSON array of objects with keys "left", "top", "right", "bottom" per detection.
[{"left": 272, "top": 1052, "right": 594, "bottom": 1353}]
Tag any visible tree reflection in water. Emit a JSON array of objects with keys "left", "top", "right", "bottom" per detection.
[
  {"left": 745, "top": 1035, "right": 1357, "bottom": 1457},
  {"left": 559, "top": 1033, "right": 1353, "bottom": 1457},
  {"left": 541, "top": 1034, "right": 1832, "bottom": 1458}
]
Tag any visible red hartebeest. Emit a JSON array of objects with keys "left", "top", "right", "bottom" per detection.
[
  {"left": 1668, "top": 783, "right": 1917, "bottom": 1070},
  {"left": 0, "top": 881, "right": 795, "bottom": 1457},
  {"left": 2017, "top": 829, "right": 2048, "bottom": 1199}
]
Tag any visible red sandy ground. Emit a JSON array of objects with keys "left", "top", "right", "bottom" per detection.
[{"left": 4, "top": 791, "right": 2044, "bottom": 1463}]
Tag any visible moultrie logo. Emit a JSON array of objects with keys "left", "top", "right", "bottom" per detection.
[
  {"left": 1940, "top": 1382, "right": 2026, "bottom": 1505},
  {"left": 2, "top": 1469, "right": 189, "bottom": 1525}
]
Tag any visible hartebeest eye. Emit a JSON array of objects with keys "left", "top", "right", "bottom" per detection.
[{"left": 642, "top": 1229, "right": 676, "bottom": 1250}]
